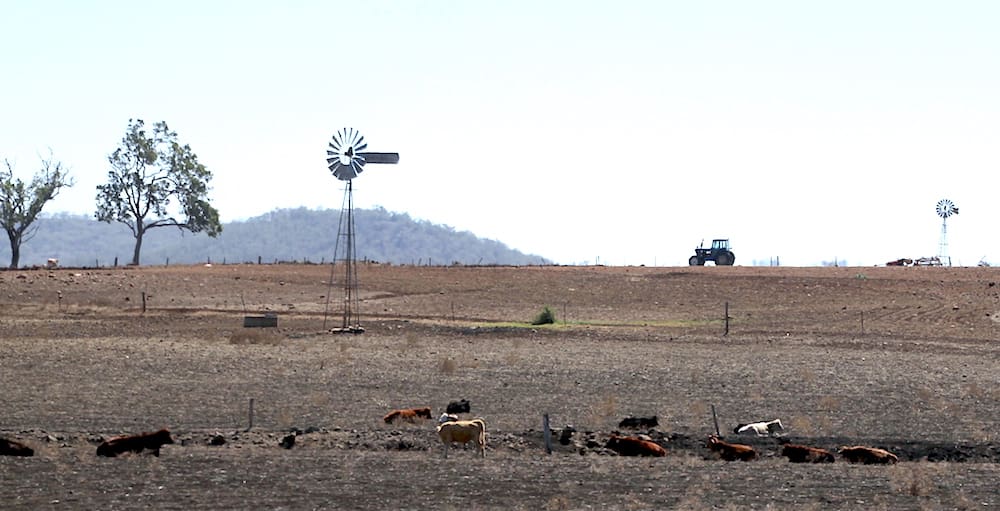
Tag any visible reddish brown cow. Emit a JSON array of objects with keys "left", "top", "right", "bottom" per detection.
[
  {"left": 96, "top": 429, "right": 175, "bottom": 457},
  {"left": 0, "top": 437, "right": 34, "bottom": 457},
  {"left": 605, "top": 434, "right": 667, "bottom": 457},
  {"left": 838, "top": 445, "right": 898, "bottom": 465},
  {"left": 383, "top": 407, "right": 433, "bottom": 424},
  {"left": 781, "top": 443, "right": 835, "bottom": 463},
  {"left": 707, "top": 435, "right": 757, "bottom": 461}
]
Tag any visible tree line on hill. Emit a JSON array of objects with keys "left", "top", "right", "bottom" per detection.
[{"left": 3, "top": 207, "right": 551, "bottom": 268}]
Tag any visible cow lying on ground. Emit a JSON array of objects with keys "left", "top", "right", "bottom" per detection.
[
  {"left": 605, "top": 434, "right": 666, "bottom": 457},
  {"left": 838, "top": 445, "right": 899, "bottom": 464},
  {"left": 707, "top": 435, "right": 758, "bottom": 461},
  {"left": 781, "top": 443, "right": 835, "bottom": 463},
  {"left": 446, "top": 399, "right": 471, "bottom": 414},
  {"left": 383, "top": 407, "right": 433, "bottom": 424},
  {"left": 0, "top": 437, "right": 34, "bottom": 457},
  {"left": 734, "top": 419, "right": 784, "bottom": 437},
  {"left": 618, "top": 415, "right": 659, "bottom": 429},
  {"left": 436, "top": 418, "right": 487, "bottom": 458},
  {"left": 96, "top": 429, "right": 175, "bottom": 457}
]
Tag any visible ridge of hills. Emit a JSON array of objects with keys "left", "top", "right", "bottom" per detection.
[{"left": 4, "top": 207, "right": 551, "bottom": 268}]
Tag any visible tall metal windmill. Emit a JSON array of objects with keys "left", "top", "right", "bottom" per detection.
[
  {"left": 324, "top": 128, "right": 399, "bottom": 333},
  {"left": 936, "top": 199, "right": 958, "bottom": 265}
]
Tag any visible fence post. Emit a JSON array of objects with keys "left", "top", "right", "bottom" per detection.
[
  {"left": 543, "top": 414, "right": 552, "bottom": 455},
  {"left": 246, "top": 398, "right": 255, "bottom": 432},
  {"left": 724, "top": 302, "right": 730, "bottom": 336},
  {"left": 711, "top": 404, "right": 720, "bottom": 436}
]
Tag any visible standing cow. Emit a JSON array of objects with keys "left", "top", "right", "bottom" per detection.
[
  {"left": 446, "top": 399, "right": 471, "bottom": 415},
  {"left": 436, "top": 418, "right": 487, "bottom": 458}
]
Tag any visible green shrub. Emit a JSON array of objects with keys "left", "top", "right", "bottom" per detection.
[{"left": 531, "top": 306, "right": 556, "bottom": 325}]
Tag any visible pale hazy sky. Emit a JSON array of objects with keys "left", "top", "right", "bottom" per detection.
[{"left": 2, "top": 1, "right": 998, "bottom": 266}]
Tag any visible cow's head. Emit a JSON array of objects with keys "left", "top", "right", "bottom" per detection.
[
  {"left": 767, "top": 420, "right": 784, "bottom": 435},
  {"left": 156, "top": 429, "right": 176, "bottom": 444}
]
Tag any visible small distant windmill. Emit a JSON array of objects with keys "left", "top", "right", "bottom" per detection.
[
  {"left": 323, "top": 128, "right": 399, "bottom": 333},
  {"left": 936, "top": 199, "right": 958, "bottom": 265}
]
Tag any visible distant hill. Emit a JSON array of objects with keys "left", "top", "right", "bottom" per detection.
[{"left": 4, "top": 207, "right": 551, "bottom": 268}]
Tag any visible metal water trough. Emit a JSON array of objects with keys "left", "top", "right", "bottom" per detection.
[{"left": 243, "top": 312, "right": 278, "bottom": 328}]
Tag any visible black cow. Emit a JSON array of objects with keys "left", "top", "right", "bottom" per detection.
[
  {"left": 618, "top": 415, "right": 658, "bottom": 429},
  {"left": 96, "top": 429, "right": 175, "bottom": 457},
  {"left": 1, "top": 437, "right": 34, "bottom": 457},
  {"left": 446, "top": 399, "right": 471, "bottom": 414}
]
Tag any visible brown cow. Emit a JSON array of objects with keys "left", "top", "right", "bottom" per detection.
[
  {"left": 707, "top": 435, "right": 757, "bottom": 461},
  {"left": 781, "top": 443, "right": 835, "bottom": 463},
  {"left": 838, "top": 445, "right": 898, "bottom": 465},
  {"left": 96, "top": 429, "right": 175, "bottom": 457},
  {"left": 383, "top": 407, "right": 433, "bottom": 424},
  {"left": 605, "top": 434, "right": 667, "bottom": 457},
  {"left": 0, "top": 437, "right": 34, "bottom": 457},
  {"left": 436, "top": 418, "right": 487, "bottom": 458}
]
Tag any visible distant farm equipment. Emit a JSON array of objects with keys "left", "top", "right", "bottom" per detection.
[
  {"left": 690, "top": 239, "right": 735, "bottom": 266},
  {"left": 886, "top": 257, "right": 941, "bottom": 267}
]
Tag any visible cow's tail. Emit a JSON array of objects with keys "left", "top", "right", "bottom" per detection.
[{"left": 474, "top": 419, "right": 487, "bottom": 458}]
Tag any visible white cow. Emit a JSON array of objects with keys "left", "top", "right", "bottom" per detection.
[{"left": 734, "top": 419, "right": 784, "bottom": 437}]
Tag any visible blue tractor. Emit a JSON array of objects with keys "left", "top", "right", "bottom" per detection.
[{"left": 689, "top": 239, "right": 735, "bottom": 266}]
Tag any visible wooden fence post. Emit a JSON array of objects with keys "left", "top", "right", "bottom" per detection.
[
  {"left": 724, "top": 302, "right": 730, "bottom": 336},
  {"left": 711, "top": 404, "right": 720, "bottom": 436},
  {"left": 246, "top": 398, "right": 255, "bottom": 432},
  {"left": 543, "top": 414, "right": 552, "bottom": 455}
]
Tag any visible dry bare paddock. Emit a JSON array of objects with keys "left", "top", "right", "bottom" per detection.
[{"left": 2, "top": 264, "right": 999, "bottom": 510}]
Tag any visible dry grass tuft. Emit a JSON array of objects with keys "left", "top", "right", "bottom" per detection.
[
  {"left": 790, "top": 416, "right": 815, "bottom": 435},
  {"left": 404, "top": 333, "right": 420, "bottom": 349},
  {"left": 688, "top": 400, "right": 709, "bottom": 419},
  {"left": 439, "top": 357, "right": 457, "bottom": 374},
  {"left": 544, "top": 495, "right": 572, "bottom": 511},
  {"left": 889, "top": 460, "right": 940, "bottom": 497},
  {"left": 818, "top": 395, "right": 842, "bottom": 411},
  {"left": 587, "top": 395, "right": 618, "bottom": 426}
]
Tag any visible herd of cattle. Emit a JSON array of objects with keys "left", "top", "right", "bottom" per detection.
[{"left": 0, "top": 400, "right": 898, "bottom": 465}]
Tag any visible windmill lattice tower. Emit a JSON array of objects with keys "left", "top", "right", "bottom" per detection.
[
  {"left": 936, "top": 199, "right": 958, "bottom": 265},
  {"left": 323, "top": 128, "right": 399, "bottom": 333}
]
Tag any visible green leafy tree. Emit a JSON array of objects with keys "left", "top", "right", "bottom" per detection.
[
  {"left": 96, "top": 119, "right": 222, "bottom": 265},
  {"left": 1, "top": 153, "right": 74, "bottom": 268}
]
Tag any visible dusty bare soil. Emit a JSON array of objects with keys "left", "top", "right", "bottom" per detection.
[{"left": 1, "top": 263, "right": 999, "bottom": 510}]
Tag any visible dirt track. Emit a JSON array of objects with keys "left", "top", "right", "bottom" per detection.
[{"left": 1, "top": 264, "right": 999, "bottom": 510}]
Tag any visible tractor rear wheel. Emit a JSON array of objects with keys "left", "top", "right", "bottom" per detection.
[
  {"left": 715, "top": 251, "right": 734, "bottom": 266},
  {"left": 689, "top": 256, "right": 703, "bottom": 266}
]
